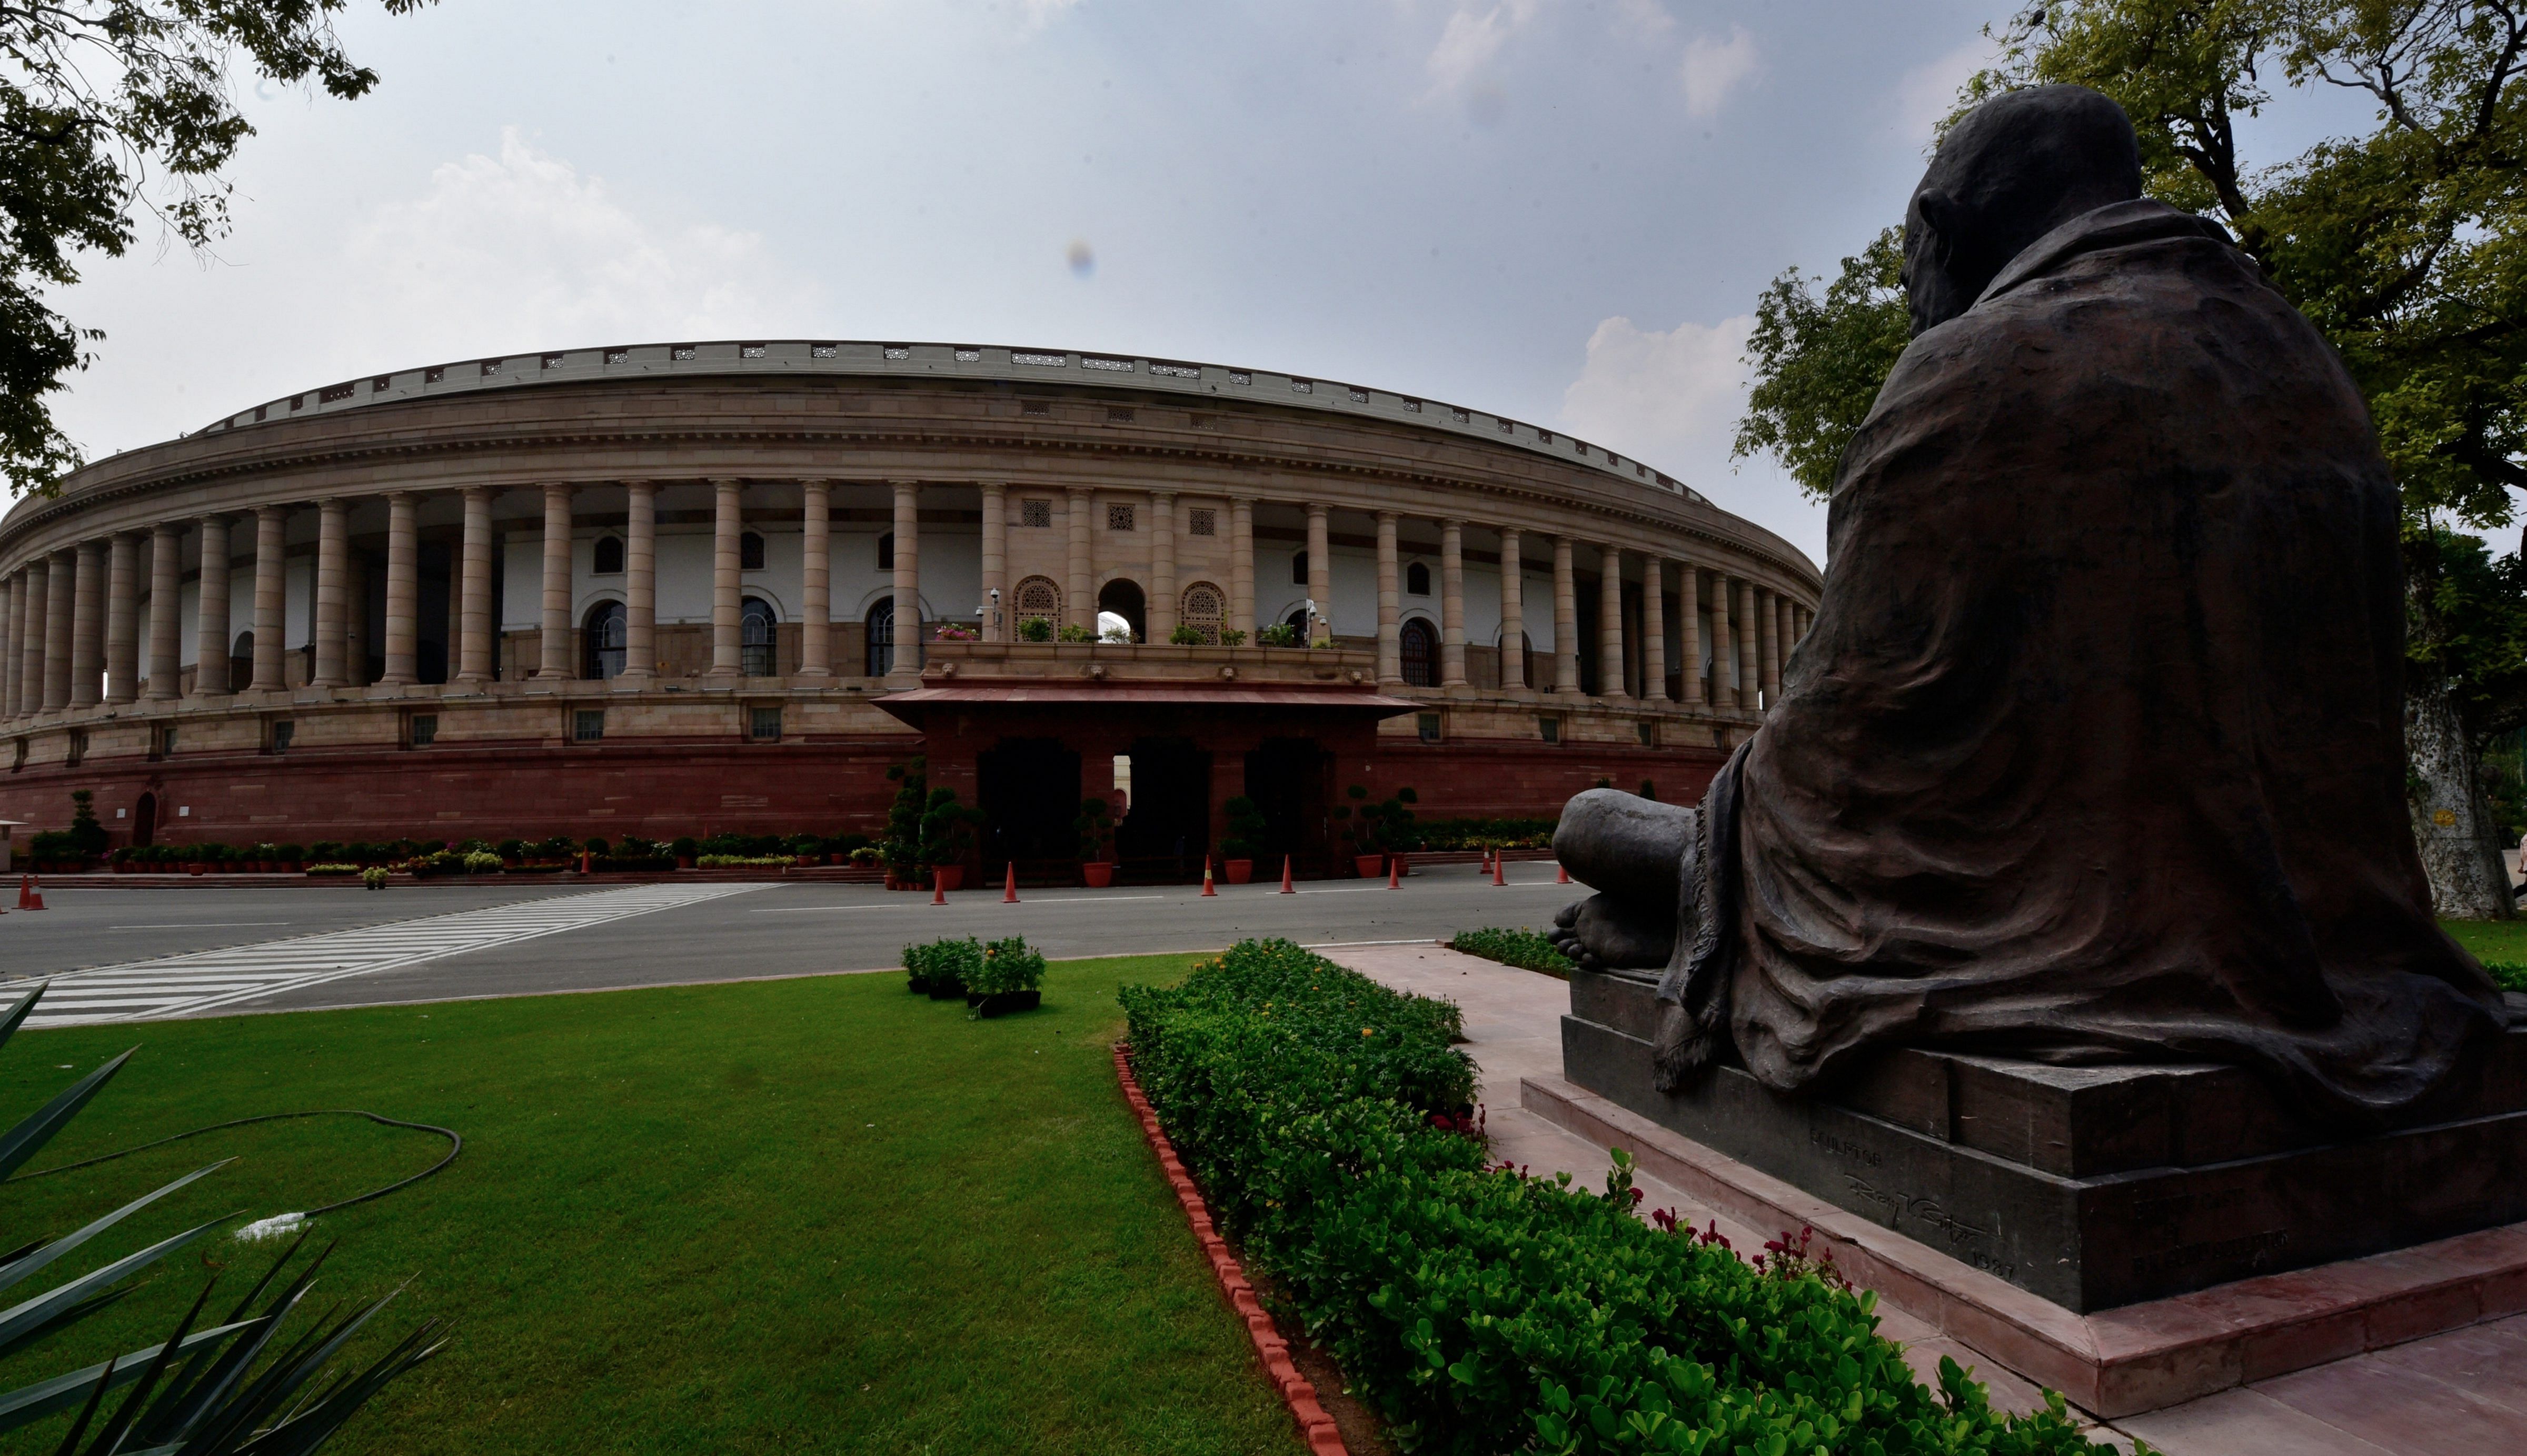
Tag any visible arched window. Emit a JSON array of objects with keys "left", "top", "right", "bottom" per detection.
[
  {"left": 1013, "top": 575, "right": 1061, "bottom": 635},
  {"left": 741, "top": 596, "right": 777, "bottom": 675},
  {"left": 584, "top": 600, "right": 627, "bottom": 679},
  {"left": 1097, "top": 578, "right": 1146, "bottom": 642},
  {"left": 593, "top": 536, "right": 624, "bottom": 574},
  {"left": 877, "top": 532, "right": 893, "bottom": 571},
  {"left": 740, "top": 532, "right": 766, "bottom": 571},
  {"left": 1406, "top": 561, "right": 1431, "bottom": 597},
  {"left": 1401, "top": 618, "right": 1439, "bottom": 686},
  {"left": 1179, "top": 582, "right": 1225, "bottom": 645},
  {"left": 1290, "top": 550, "right": 1308, "bottom": 586},
  {"left": 865, "top": 597, "right": 895, "bottom": 676},
  {"left": 229, "top": 631, "right": 254, "bottom": 686}
]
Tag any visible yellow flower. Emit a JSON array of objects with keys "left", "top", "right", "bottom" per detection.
[{"left": 1361, "top": 1028, "right": 1375, "bottom": 1037}]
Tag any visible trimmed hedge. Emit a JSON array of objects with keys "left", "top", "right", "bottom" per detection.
[
  {"left": 1451, "top": 926, "right": 1578, "bottom": 978},
  {"left": 1119, "top": 940, "right": 2126, "bottom": 1456},
  {"left": 2484, "top": 961, "right": 2527, "bottom": 993}
]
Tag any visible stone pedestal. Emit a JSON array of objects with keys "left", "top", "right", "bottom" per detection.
[{"left": 1564, "top": 969, "right": 2527, "bottom": 1313}]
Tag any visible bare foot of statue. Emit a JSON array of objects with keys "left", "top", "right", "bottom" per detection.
[{"left": 1546, "top": 789, "right": 1695, "bottom": 973}]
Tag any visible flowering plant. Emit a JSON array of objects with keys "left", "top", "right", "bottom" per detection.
[{"left": 933, "top": 623, "right": 977, "bottom": 641}]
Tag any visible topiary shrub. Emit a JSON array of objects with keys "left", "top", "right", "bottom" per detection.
[{"left": 903, "top": 936, "right": 983, "bottom": 998}]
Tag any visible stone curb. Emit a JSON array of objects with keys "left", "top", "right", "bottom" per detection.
[{"left": 1112, "top": 1044, "right": 1349, "bottom": 1456}]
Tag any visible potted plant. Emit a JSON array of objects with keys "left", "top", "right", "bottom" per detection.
[
  {"left": 966, "top": 935, "right": 1047, "bottom": 1019},
  {"left": 1076, "top": 796, "right": 1116, "bottom": 887},
  {"left": 880, "top": 757, "right": 928, "bottom": 889},
  {"left": 1017, "top": 615, "right": 1054, "bottom": 643},
  {"left": 920, "top": 788, "right": 984, "bottom": 891},
  {"left": 275, "top": 843, "right": 305, "bottom": 873},
  {"left": 903, "top": 935, "right": 982, "bottom": 1000},
  {"left": 1337, "top": 784, "right": 1421, "bottom": 879},
  {"left": 671, "top": 835, "right": 699, "bottom": 869},
  {"left": 1219, "top": 796, "right": 1267, "bottom": 884}
]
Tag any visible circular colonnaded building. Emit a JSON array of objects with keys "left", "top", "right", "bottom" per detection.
[{"left": 0, "top": 340, "right": 1818, "bottom": 873}]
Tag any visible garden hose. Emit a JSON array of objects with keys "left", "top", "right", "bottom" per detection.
[{"left": 4, "top": 1109, "right": 462, "bottom": 1231}]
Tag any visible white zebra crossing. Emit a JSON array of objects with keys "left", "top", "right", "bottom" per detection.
[{"left": 13, "top": 882, "right": 772, "bottom": 1026}]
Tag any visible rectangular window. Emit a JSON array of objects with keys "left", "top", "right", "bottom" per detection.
[
  {"left": 1538, "top": 715, "right": 1560, "bottom": 745},
  {"left": 1107, "top": 503, "right": 1136, "bottom": 532},
  {"left": 1637, "top": 719, "right": 1656, "bottom": 747},
  {"left": 409, "top": 713, "right": 437, "bottom": 747},
  {"left": 154, "top": 724, "right": 177, "bottom": 760},
  {"left": 1106, "top": 406, "right": 1136, "bottom": 423},
  {"left": 1021, "top": 399, "right": 1051, "bottom": 418},
  {"left": 1417, "top": 712, "right": 1442, "bottom": 745},
  {"left": 750, "top": 706, "right": 783, "bottom": 742},
  {"left": 573, "top": 710, "right": 604, "bottom": 743},
  {"left": 1020, "top": 498, "right": 1052, "bottom": 528},
  {"left": 268, "top": 721, "right": 293, "bottom": 753},
  {"left": 66, "top": 730, "right": 86, "bottom": 766},
  {"left": 1188, "top": 507, "right": 1217, "bottom": 537}
]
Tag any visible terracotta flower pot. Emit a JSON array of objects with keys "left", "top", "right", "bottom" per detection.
[
  {"left": 1224, "top": 859, "right": 1253, "bottom": 884},
  {"left": 1082, "top": 861, "right": 1115, "bottom": 889},
  {"left": 676, "top": 855, "right": 695, "bottom": 869},
  {"left": 1355, "top": 853, "right": 1386, "bottom": 880},
  {"left": 934, "top": 864, "right": 965, "bottom": 892}
]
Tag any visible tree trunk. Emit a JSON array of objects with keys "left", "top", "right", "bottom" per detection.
[{"left": 2406, "top": 673, "right": 2515, "bottom": 920}]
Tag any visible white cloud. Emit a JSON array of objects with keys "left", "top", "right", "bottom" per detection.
[
  {"left": 1892, "top": 37, "right": 1991, "bottom": 147},
  {"left": 343, "top": 128, "right": 811, "bottom": 358},
  {"left": 1421, "top": 0, "right": 1543, "bottom": 101},
  {"left": 1012, "top": 0, "right": 1083, "bottom": 33},
  {"left": 1559, "top": 312, "right": 1829, "bottom": 567},
  {"left": 1609, "top": 0, "right": 1676, "bottom": 41},
  {"left": 1678, "top": 26, "right": 1759, "bottom": 119}
]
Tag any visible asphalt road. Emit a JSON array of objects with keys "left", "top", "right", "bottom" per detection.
[{"left": 0, "top": 863, "right": 1582, "bottom": 1018}]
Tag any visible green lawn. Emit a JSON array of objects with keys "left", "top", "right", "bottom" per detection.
[{"left": 0, "top": 956, "right": 1300, "bottom": 1455}]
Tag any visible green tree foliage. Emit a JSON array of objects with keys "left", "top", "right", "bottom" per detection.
[
  {"left": 1732, "top": 227, "right": 1913, "bottom": 500},
  {"left": 2, "top": 1, "right": 434, "bottom": 496}
]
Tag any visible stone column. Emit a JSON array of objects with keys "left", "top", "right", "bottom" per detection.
[
  {"left": 380, "top": 493, "right": 419, "bottom": 684},
  {"left": 1708, "top": 571, "right": 1735, "bottom": 711},
  {"left": 1305, "top": 503, "right": 1332, "bottom": 645},
  {"left": 1551, "top": 535, "right": 1581, "bottom": 694},
  {"left": 622, "top": 481, "right": 656, "bottom": 683},
  {"left": 68, "top": 540, "right": 105, "bottom": 707},
  {"left": 0, "top": 573, "right": 18, "bottom": 719},
  {"left": 42, "top": 552, "right": 71, "bottom": 711},
  {"left": 1677, "top": 563, "right": 1703, "bottom": 707},
  {"left": 1498, "top": 528, "right": 1525, "bottom": 690},
  {"left": 1375, "top": 511, "right": 1401, "bottom": 683},
  {"left": 1737, "top": 579, "right": 1760, "bottom": 713},
  {"left": 1755, "top": 588, "right": 1778, "bottom": 709},
  {"left": 710, "top": 478, "right": 742, "bottom": 679},
  {"left": 1439, "top": 520, "right": 1467, "bottom": 687},
  {"left": 1597, "top": 544, "right": 1625, "bottom": 700},
  {"left": 800, "top": 479, "right": 833, "bottom": 675},
  {"left": 1642, "top": 556, "right": 1667, "bottom": 702},
  {"left": 537, "top": 483, "right": 574, "bottom": 679},
  {"left": 310, "top": 499, "right": 348, "bottom": 688},
  {"left": 245, "top": 507, "right": 285, "bottom": 691},
  {"left": 458, "top": 487, "right": 494, "bottom": 684},
  {"left": 1230, "top": 497, "right": 1256, "bottom": 637},
  {"left": 195, "top": 516, "right": 230, "bottom": 696},
  {"left": 146, "top": 524, "right": 182, "bottom": 700},
  {"left": 1150, "top": 491, "right": 1178, "bottom": 641},
  {"left": 104, "top": 532, "right": 139, "bottom": 703},
  {"left": 890, "top": 478, "right": 921, "bottom": 683},
  {"left": 978, "top": 483, "right": 1007, "bottom": 643},
  {"left": 1065, "top": 486, "right": 1093, "bottom": 633}
]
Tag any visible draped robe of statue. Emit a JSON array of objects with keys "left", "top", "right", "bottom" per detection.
[{"left": 1659, "top": 198, "right": 2506, "bottom": 1125}]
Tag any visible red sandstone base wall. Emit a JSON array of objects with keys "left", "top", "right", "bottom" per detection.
[{"left": 0, "top": 736, "right": 1726, "bottom": 849}]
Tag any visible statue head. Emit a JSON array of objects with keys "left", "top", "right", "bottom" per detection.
[{"left": 1903, "top": 84, "right": 2143, "bottom": 335}]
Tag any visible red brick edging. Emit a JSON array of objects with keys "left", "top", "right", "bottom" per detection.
[{"left": 1112, "top": 1044, "right": 1348, "bottom": 1456}]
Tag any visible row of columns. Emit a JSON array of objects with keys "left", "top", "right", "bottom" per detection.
[{"left": 0, "top": 484, "right": 1816, "bottom": 720}]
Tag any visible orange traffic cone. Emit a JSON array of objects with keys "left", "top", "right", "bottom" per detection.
[
  {"left": 25, "top": 875, "right": 43, "bottom": 911},
  {"left": 1386, "top": 855, "right": 1401, "bottom": 889},
  {"left": 1002, "top": 862, "right": 1020, "bottom": 903},
  {"left": 1201, "top": 859, "right": 1217, "bottom": 896},
  {"left": 1556, "top": 861, "right": 1571, "bottom": 884},
  {"left": 1492, "top": 853, "right": 1506, "bottom": 887},
  {"left": 931, "top": 870, "right": 947, "bottom": 906},
  {"left": 1279, "top": 855, "right": 1296, "bottom": 894},
  {"left": 14, "top": 875, "right": 27, "bottom": 909}
]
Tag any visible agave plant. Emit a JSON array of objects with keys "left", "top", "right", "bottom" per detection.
[{"left": 0, "top": 982, "right": 445, "bottom": 1452}]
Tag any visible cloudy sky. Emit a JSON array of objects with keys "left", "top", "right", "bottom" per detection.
[{"left": 34, "top": 1, "right": 2359, "bottom": 567}]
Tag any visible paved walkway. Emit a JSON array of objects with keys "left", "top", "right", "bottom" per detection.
[
  {"left": 1319, "top": 942, "right": 2527, "bottom": 1456},
  {"left": 14, "top": 882, "right": 769, "bottom": 1025}
]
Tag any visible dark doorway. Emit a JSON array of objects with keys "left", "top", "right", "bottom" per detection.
[
  {"left": 1400, "top": 618, "right": 1438, "bottom": 686},
  {"left": 979, "top": 737, "right": 1083, "bottom": 866},
  {"left": 1098, "top": 578, "right": 1146, "bottom": 642},
  {"left": 132, "top": 793, "right": 156, "bottom": 847},
  {"left": 584, "top": 601, "right": 627, "bottom": 679},
  {"left": 1243, "top": 736, "right": 1329, "bottom": 863},
  {"left": 1116, "top": 736, "right": 1211, "bottom": 865},
  {"left": 865, "top": 598, "right": 894, "bottom": 677}
]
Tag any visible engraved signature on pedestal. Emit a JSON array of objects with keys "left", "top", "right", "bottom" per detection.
[{"left": 1843, "top": 1174, "right": 1992, "bottom": 1251}]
